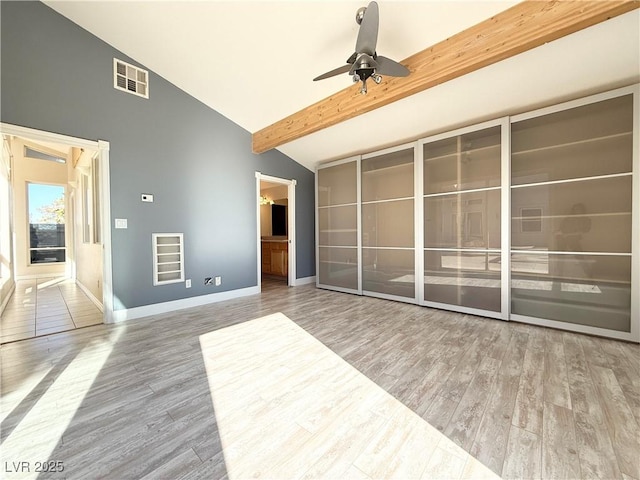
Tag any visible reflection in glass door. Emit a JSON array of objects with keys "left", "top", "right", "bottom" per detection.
[
  {"left": 510, "top": 94, "right": 634, "bottom": 332},
  {"left": 422, "top": 124, "right": 502, "bottom": 315},
  {"left": 317, "top": 159, "right": 359, "bottom": 292},
  {"left": 361, "top": 146, "right": 415, "bottom": 300}
]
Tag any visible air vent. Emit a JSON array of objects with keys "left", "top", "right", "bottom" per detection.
[{"left": 113, "top": 58, "right": 148, "bottom": 98}]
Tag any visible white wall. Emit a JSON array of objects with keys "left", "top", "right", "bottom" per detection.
[{"left": 69, "top": 146, "right": 102, "bottom": 304}]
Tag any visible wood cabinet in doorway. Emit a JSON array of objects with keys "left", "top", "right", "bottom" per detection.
[{"left": 261, "top": 241, "right": 288, "bottom": 277}]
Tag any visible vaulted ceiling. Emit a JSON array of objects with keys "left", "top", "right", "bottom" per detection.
[{"left": 44, "top": 1, "right": 639, "bottom": 171}]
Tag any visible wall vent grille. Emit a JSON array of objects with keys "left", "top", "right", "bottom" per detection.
[{"left": 114, "top": 58, "right": 149, "bottom": 99}]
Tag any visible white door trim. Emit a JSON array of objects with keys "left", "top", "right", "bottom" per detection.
[
  {"left": 255, "top": 172, "right": 297, "bottom": 289},
  {"left": 0, "top": 122, "right": 113, "bottom": 324}
]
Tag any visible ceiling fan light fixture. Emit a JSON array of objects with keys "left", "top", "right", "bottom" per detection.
[{"left": 313, "top": 1, "right": 409, "bottom": 95}]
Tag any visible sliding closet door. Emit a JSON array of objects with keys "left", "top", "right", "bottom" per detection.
[
  {"left": 361, "top": 145, "right": 415, "bottom": 300},
  {"left": 422, "top": 123, "right": 503, "bottom": 316},
  {"left": 316, "top": 159, "right": 359, "bottom": 292},
  {"left": 510, "top": 94, "right": 634, "bottom": 333}
]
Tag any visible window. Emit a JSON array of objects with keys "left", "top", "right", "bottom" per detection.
[
  {"left": 92, "top": 154, "right": 101, "bottom": 243},
  {"left": 28, "top": 183, "right": 65, "bottom": 264},
  {"left": 81, "top": 172, "right": 91, "bottom": 243},
  {"left": 24, "top": 146, "right": 65, "bottom": 164},
  {"left": 79, "top": 155, "right": 101, "bottom": 245}
]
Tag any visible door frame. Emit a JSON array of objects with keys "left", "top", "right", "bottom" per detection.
[
  {"left": 0, "top": 122, "right": 113, "bottom": 323},
  {"left": 255, "top": 172, "right": 296, "bottom": 289}
]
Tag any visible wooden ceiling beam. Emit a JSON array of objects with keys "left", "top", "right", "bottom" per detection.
[{"left": 252, "top": 0, "right": 638, "bottom": 154}]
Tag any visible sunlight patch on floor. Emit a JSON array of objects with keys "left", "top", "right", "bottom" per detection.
[
  {"left": 200, "top": 313, "right": 500, "bottom": 480},
  {"left": 1, "top": 328, "right": 123, "bottom": 480},
  {"left": 36, "top": 277, "right": 66, "bottom": 290}
]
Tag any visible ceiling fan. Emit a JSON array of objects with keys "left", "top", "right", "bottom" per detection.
[{"left": 313, "top": 1, "right": 410, "bottom": 95}]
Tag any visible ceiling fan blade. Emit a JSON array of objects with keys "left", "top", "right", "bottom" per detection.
[
  {"left": 313, "top": 64, "right": 352, "bottom": 81},
  {"left": 355, "top": 1, "right": 379, "bottom": 56},
  {"left": 376, "top": 56, "right": 410, "bottom": 77}
]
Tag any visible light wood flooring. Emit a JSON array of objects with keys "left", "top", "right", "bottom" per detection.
[
  {"left": 1, "top": 280, "right": 638, "bottom": 479},
  {"left": 1, "top": 278, "right": 103, "bottom": 344}
]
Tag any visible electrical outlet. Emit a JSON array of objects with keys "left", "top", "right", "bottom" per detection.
[
  {"left": 204, "top": 277, "right": 213, "bottom": 286},
  {"left": 186, "top": 279, "right": 191, "bottom": 288},
  {"left": 215, "top": 276, "right": 221, "bottom": 286}
]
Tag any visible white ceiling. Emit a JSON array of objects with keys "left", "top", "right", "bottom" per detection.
[{"left": 44, "top": 1, "right": 639, "bottom": 171}]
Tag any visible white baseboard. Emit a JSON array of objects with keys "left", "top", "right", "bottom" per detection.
[
  {"left": 76, "top": 280, "right": 104, "bottom": 312},
  {"left": 109, "top": 285, "right": 260, "bottom": 324},
  {"left": 292, "top": 275, "right": 316, "bottom": 286},
  {"left": 1, "top": 281, "right": 16, "bottom": 316}
]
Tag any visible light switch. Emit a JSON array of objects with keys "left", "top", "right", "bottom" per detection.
[
  {"left": 115, "top": 218, "right": 128, "bottom": 229},
  {"left": 141, "top": 194, "right": 154, "bottom": 203}
]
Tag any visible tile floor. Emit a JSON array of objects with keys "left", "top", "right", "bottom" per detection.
[{"left": 0, "top": 277, "right": 103, "bottom": 343}]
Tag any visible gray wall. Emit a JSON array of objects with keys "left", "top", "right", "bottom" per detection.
[{"left": 1, "top": 1, "right": 315, "bottom": 310}]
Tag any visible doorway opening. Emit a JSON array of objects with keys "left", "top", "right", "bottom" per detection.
[
  {"left": 255, "top": 173, "right": 296, "bottom": 291},
  {"left": 0, "top": 124, "right": 112, "bottom": 343}
]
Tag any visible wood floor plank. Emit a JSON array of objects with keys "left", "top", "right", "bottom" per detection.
[
  {"left": 503, "top": 425, "right": 542, "bottom": 480},
  {"left": 599, "top": 339, "right": 640, "bottom": 425},
  {"left": 422, "top": 393, "right": 459, "bottom": 434},
  {"left": 353, "top": 406, "right": 438, "bottom": 480},
  {"left": 421, "top": 443, "right": 466, "bottom": 479},
  {"left": 589, "top": 364, "right": 640, "bottom": 478},
  {"left": 470, "top": 331, "right": 528, "bottom": 476},
  {"left": 573, "top": 408, "right": 622, "bottom": 480},
  {"left": 139, "top": 447, "right": 202, "bottom": 480},
  {"left": 579, "top": 335, "right": 611, "bottom": 368},
  {"left": 438, "top": 339, "right": 482, "bottom": 402},
  {"left": 512, "top": 342, "right": 545, "bottom": 434},
  {"left": 444, "top": 356, "right": 500, "bottom": 450},
  {"left": 543, "top": 336, "right": 572, "bottom": 409},
  {"left": 542, "top": 402, "right": 581, "bottom": 479},
  {"left": 563, "top": 334, "right": 623, "bottom": 479}
]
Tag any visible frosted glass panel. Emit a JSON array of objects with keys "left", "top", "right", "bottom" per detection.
[
  {"left": 318, "top": 247, "right": 358, "bottom": 290},
  {"left": 511, "top": 176, "right": 632, "bottom": 253},
  {"left": 424, "top": 126, "right": 501, "bottom": 194},
  {"left": 424, "top": 190, "right": 500, "bottom": 249},
  {"left": 512, "top": 95, "right": 633, "bottom": 185},
  {"left": 318, "top": 205, "right": 357, "bottom": 246},
  {"left": 318, "top": 162, "right": 357, "bottom": 206},
  {"left": 362, "top": 248, "right": 414, "bottom": 298},
  {"left": 362, "top": 200, "right": 414, "bottom": 248},
  {"left": 424, "top": 251, "right": 501, "bottom": 312},
  {"left": 362, "top": 148, "right": 414, "bottom": 202},
  {"left": 511, "top": 253, "right": 631, "bottom": 332}
]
